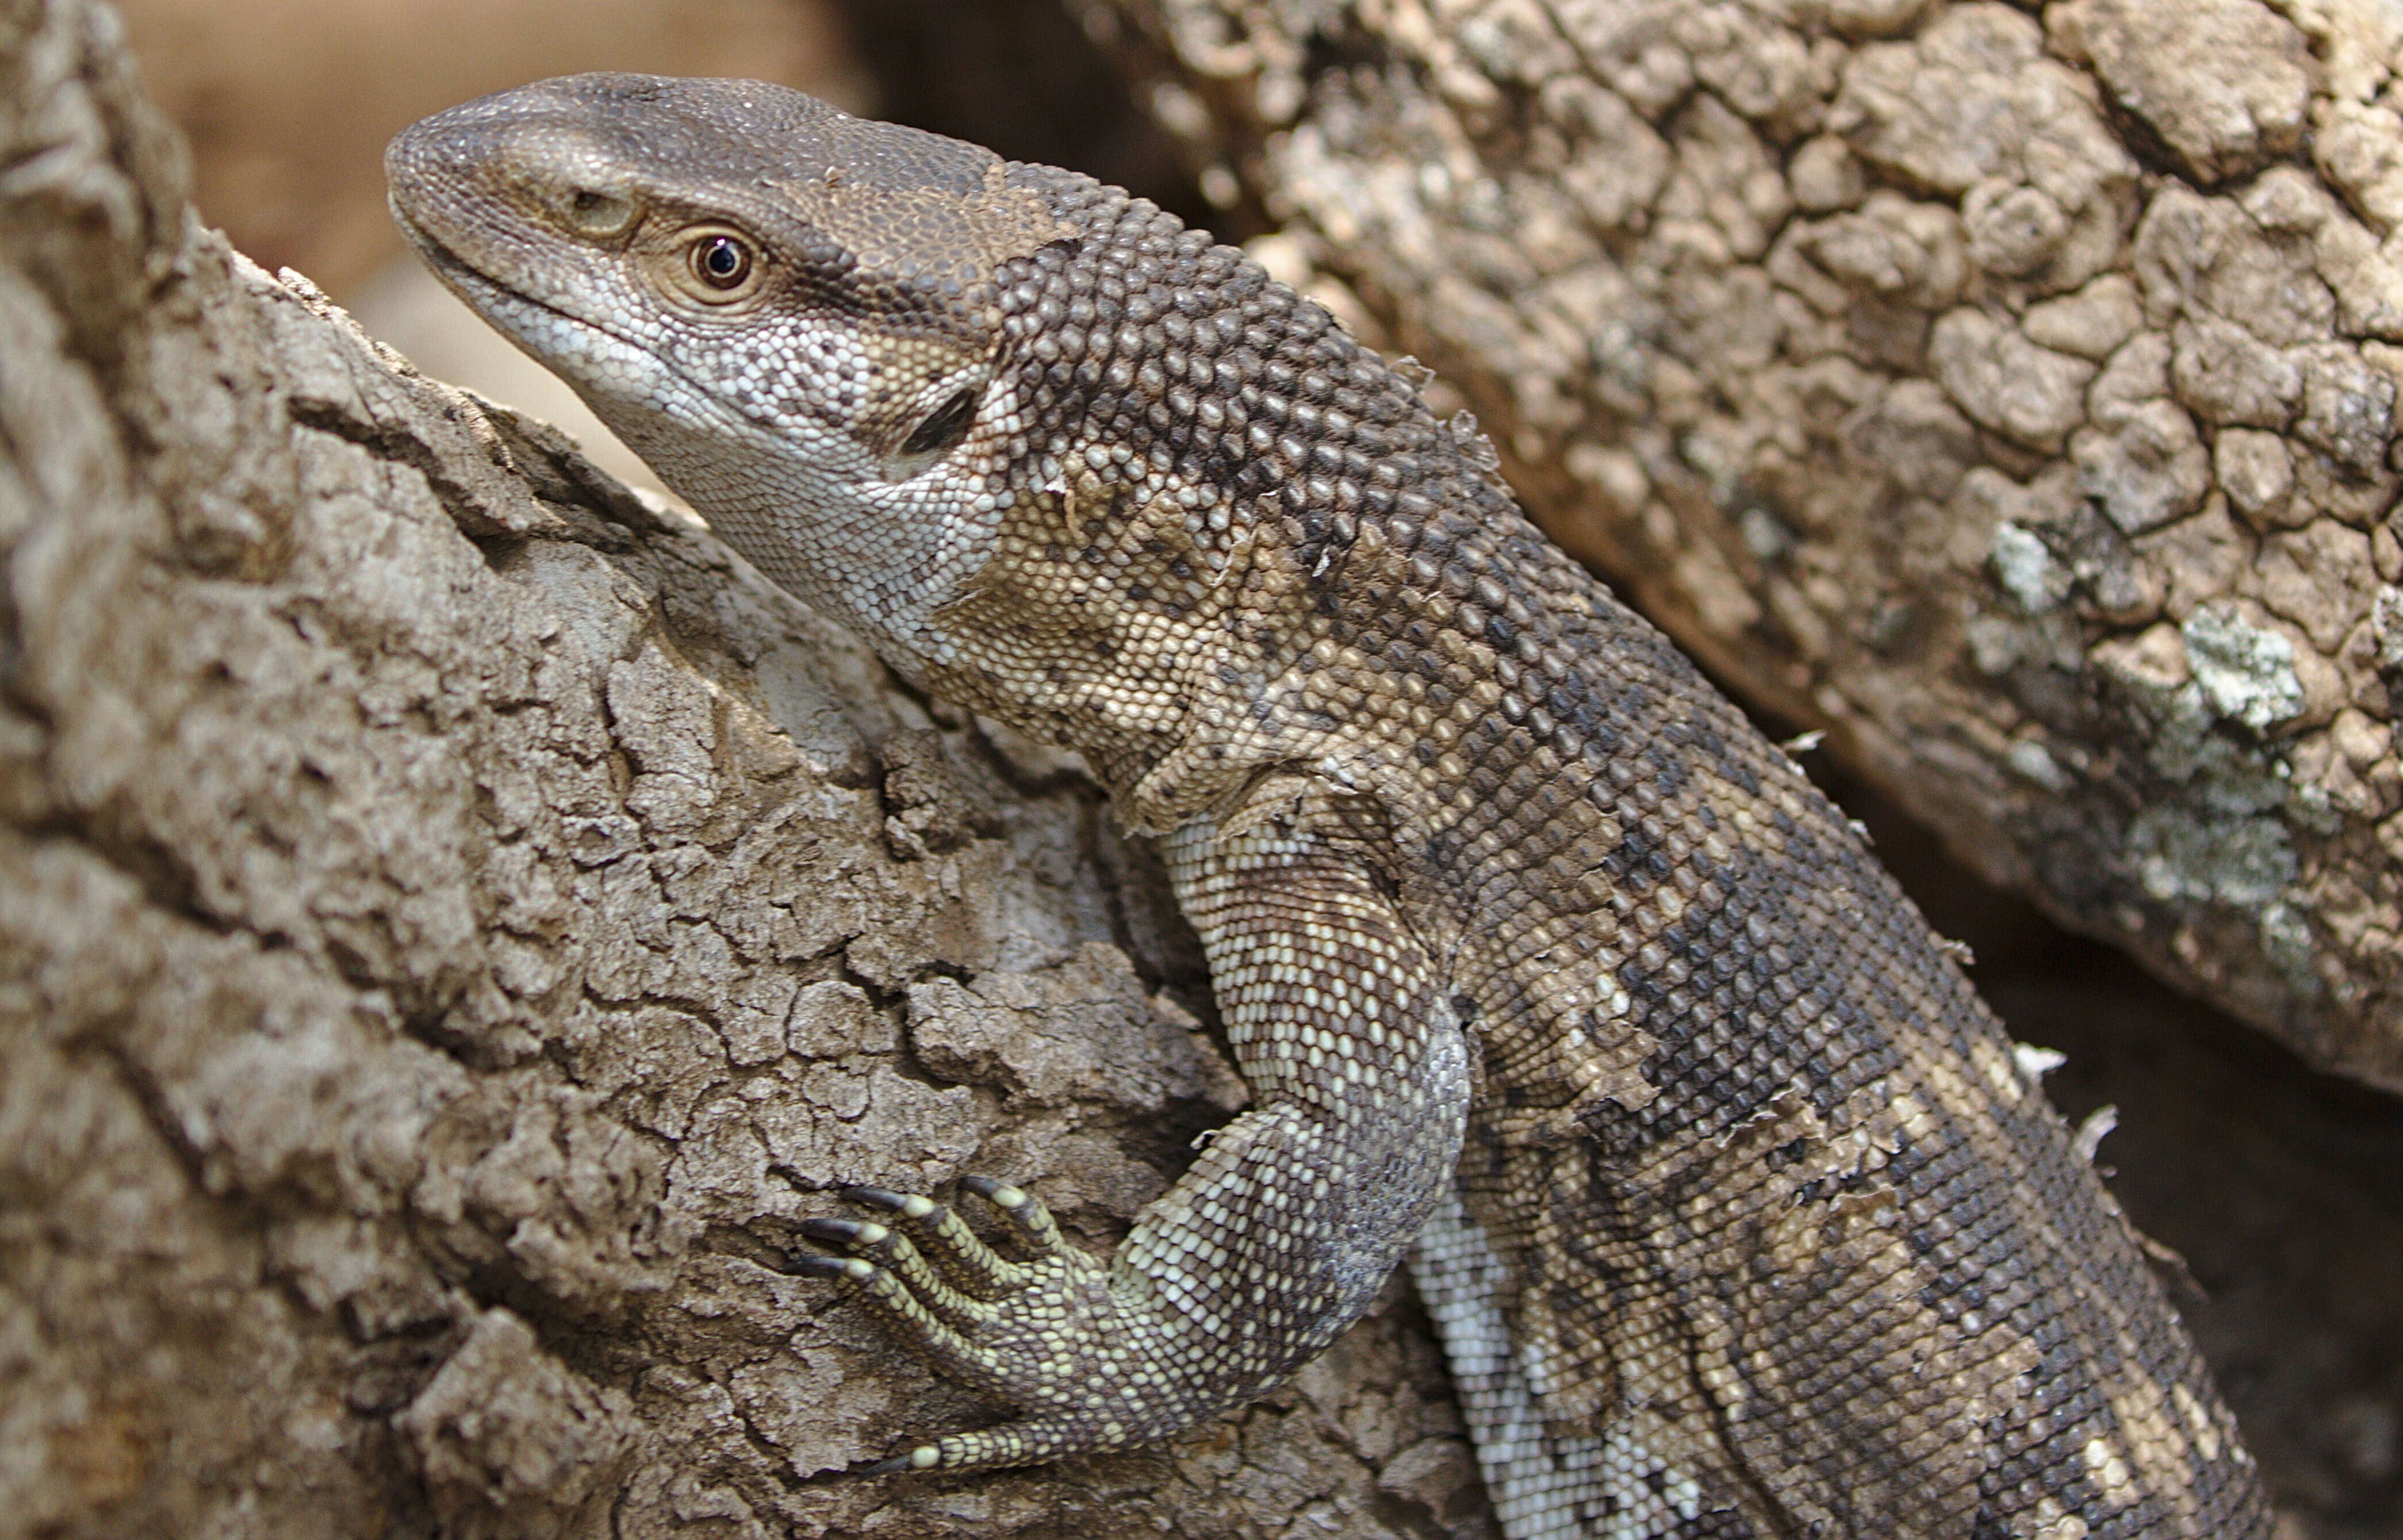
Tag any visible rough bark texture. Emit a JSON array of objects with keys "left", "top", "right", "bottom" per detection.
[
  {"left": 1091, "top": 0, "right": 2403, "bottom": 1090},
  {"left": 0, "top": 3, "right": 1489, "bottom": 1535}
]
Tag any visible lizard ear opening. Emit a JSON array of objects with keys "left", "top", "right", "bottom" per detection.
[
  {"left": 871, "top": 360, "right": 991, "bottom": 483},
  {"left": 899, "top": 386, "right": 980, "bottom": 459}
]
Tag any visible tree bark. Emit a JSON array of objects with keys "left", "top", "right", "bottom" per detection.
[
  {"left": 1094, "top": 0, "right": 2403, "bottom": 1090},
  {"left": 0, "top": 2, "right": 1485, "bottom": 1534}
]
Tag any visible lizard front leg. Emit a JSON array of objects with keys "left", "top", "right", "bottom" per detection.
[{"left": 799, "top": 808, "right": 1471, "bottom": 1473}]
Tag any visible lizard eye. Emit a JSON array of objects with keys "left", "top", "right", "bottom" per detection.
[
  {"left": 692, "top": 234, "right": 753, "bottom": 289},
  {"left": 665, "top": 228, "right": 764, "bottom": 304},
  {"left": 899, "top": 387, "right": 980, "bottom": 459}
]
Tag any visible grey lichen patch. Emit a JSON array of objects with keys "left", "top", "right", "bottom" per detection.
[
  {"left": 2087, "top": 610, "right": 2317, "bottom": 995},
  {"left": 2258, "top": 900, "right": 2324, "bottom": 993},
  {"left": 2375, "top": 586, "right": 2403, "bottom": 669},
  {"left": 2129, "top": 805, "right": 2299, "bottom": 909},
  {"left": 2092, "top": 616, "right": 2297, "bottom": 794},
  {"left": 2183, "top": 602, "right": 2308, "bottom": 731},
  {"left": 1991, "top": 522, "right": 2071, "bottom": 613}
]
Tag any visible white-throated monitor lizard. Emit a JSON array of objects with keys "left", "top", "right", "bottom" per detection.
[{"left": 386, "top": 75, "right": 2273, "bottom": 1538}]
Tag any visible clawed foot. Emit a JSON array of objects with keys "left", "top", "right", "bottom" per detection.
[
  {"left": 796, "top": 1176, "right": 1063, "bottom": 1325},
  {"left": 795, "top": 1176, "right": 1134, "bottom": 1473}
]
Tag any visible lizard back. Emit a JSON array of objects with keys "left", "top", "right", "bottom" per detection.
[{"left": 938, "top": 156, "right": 2270, "bottom": 1535}]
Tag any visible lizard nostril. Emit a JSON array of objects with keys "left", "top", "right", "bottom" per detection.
[{"left": 564, "top": 187, "right": 634, "bottom": 238}]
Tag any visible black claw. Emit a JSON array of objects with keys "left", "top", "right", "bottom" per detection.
[
  {"left": 841, "top": 1184, "right": 913, "bottom": 1211},
  {"left": 854, "top": 1453, "right": 918, "bottom": 1477},
  {"left": 789, "top": 1253, "right": 860, "bottom": 1280},
  {"left": 959, "top": 1174, "right": 1006, "bottom": 1200},
  {"left": 799, "top": 1216, "right": 871, "bottom": 1246}
]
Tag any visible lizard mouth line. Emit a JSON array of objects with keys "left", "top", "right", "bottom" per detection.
[
  {"left": 391, "top": 216, "right": 609, "bottom": 352},
  {"left": 392, "top": 208, "right": 799, "bottom": 446}
]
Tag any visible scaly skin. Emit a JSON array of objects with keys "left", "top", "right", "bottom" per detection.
[{"left": 388, "top": 75, "right": 2273, "bottom": 1538}]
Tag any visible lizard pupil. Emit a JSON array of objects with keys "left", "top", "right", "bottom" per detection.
[
  {"left": 693, "top": 234, "right": 752, "bottom": 289},
  {"left": 900, "top": 387, "right": 980, "bottom": 458}
]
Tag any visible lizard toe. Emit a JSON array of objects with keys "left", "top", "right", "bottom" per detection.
[
  {"left": 798, "top": 1215, "right": 990, "bottom": 1324},
  {"left": 959, "top": 1174, "right": 1068, "bottom": 1255},
  {"left": 860, "top": 1412, "right": 1147, "bottom": 1477}
]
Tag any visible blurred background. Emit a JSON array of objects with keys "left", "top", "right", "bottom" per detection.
[{"left": 109, "top": 2, "right": 2403, "bottom": 1532}]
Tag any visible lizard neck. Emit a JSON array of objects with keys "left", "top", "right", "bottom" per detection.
[{"left": 905, "top": 462, "right": 1327, "bottom": 828}]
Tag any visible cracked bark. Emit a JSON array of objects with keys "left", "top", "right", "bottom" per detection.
[
  {"left": 1093, "top": 0, "right": 2403, "bottom": 1090},
  {"left": 0, "top": 2, "right": 1486, "bottom": 1535}
]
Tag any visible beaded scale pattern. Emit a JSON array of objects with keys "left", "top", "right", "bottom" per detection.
[{"left": 389, "top": 75, "right": 2272, "bottom": 1538}]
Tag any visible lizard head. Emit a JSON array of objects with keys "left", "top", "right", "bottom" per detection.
[
  {"left": 390, "top": 76, "right": 1461, "bottom": 815},
  {"left": 385, "top": 74, "right": 1071, "bottom": 658}
]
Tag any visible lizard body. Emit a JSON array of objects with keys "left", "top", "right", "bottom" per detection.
[{"left": 388, "top": 76, "right": 2274, "bottom": 1537}]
